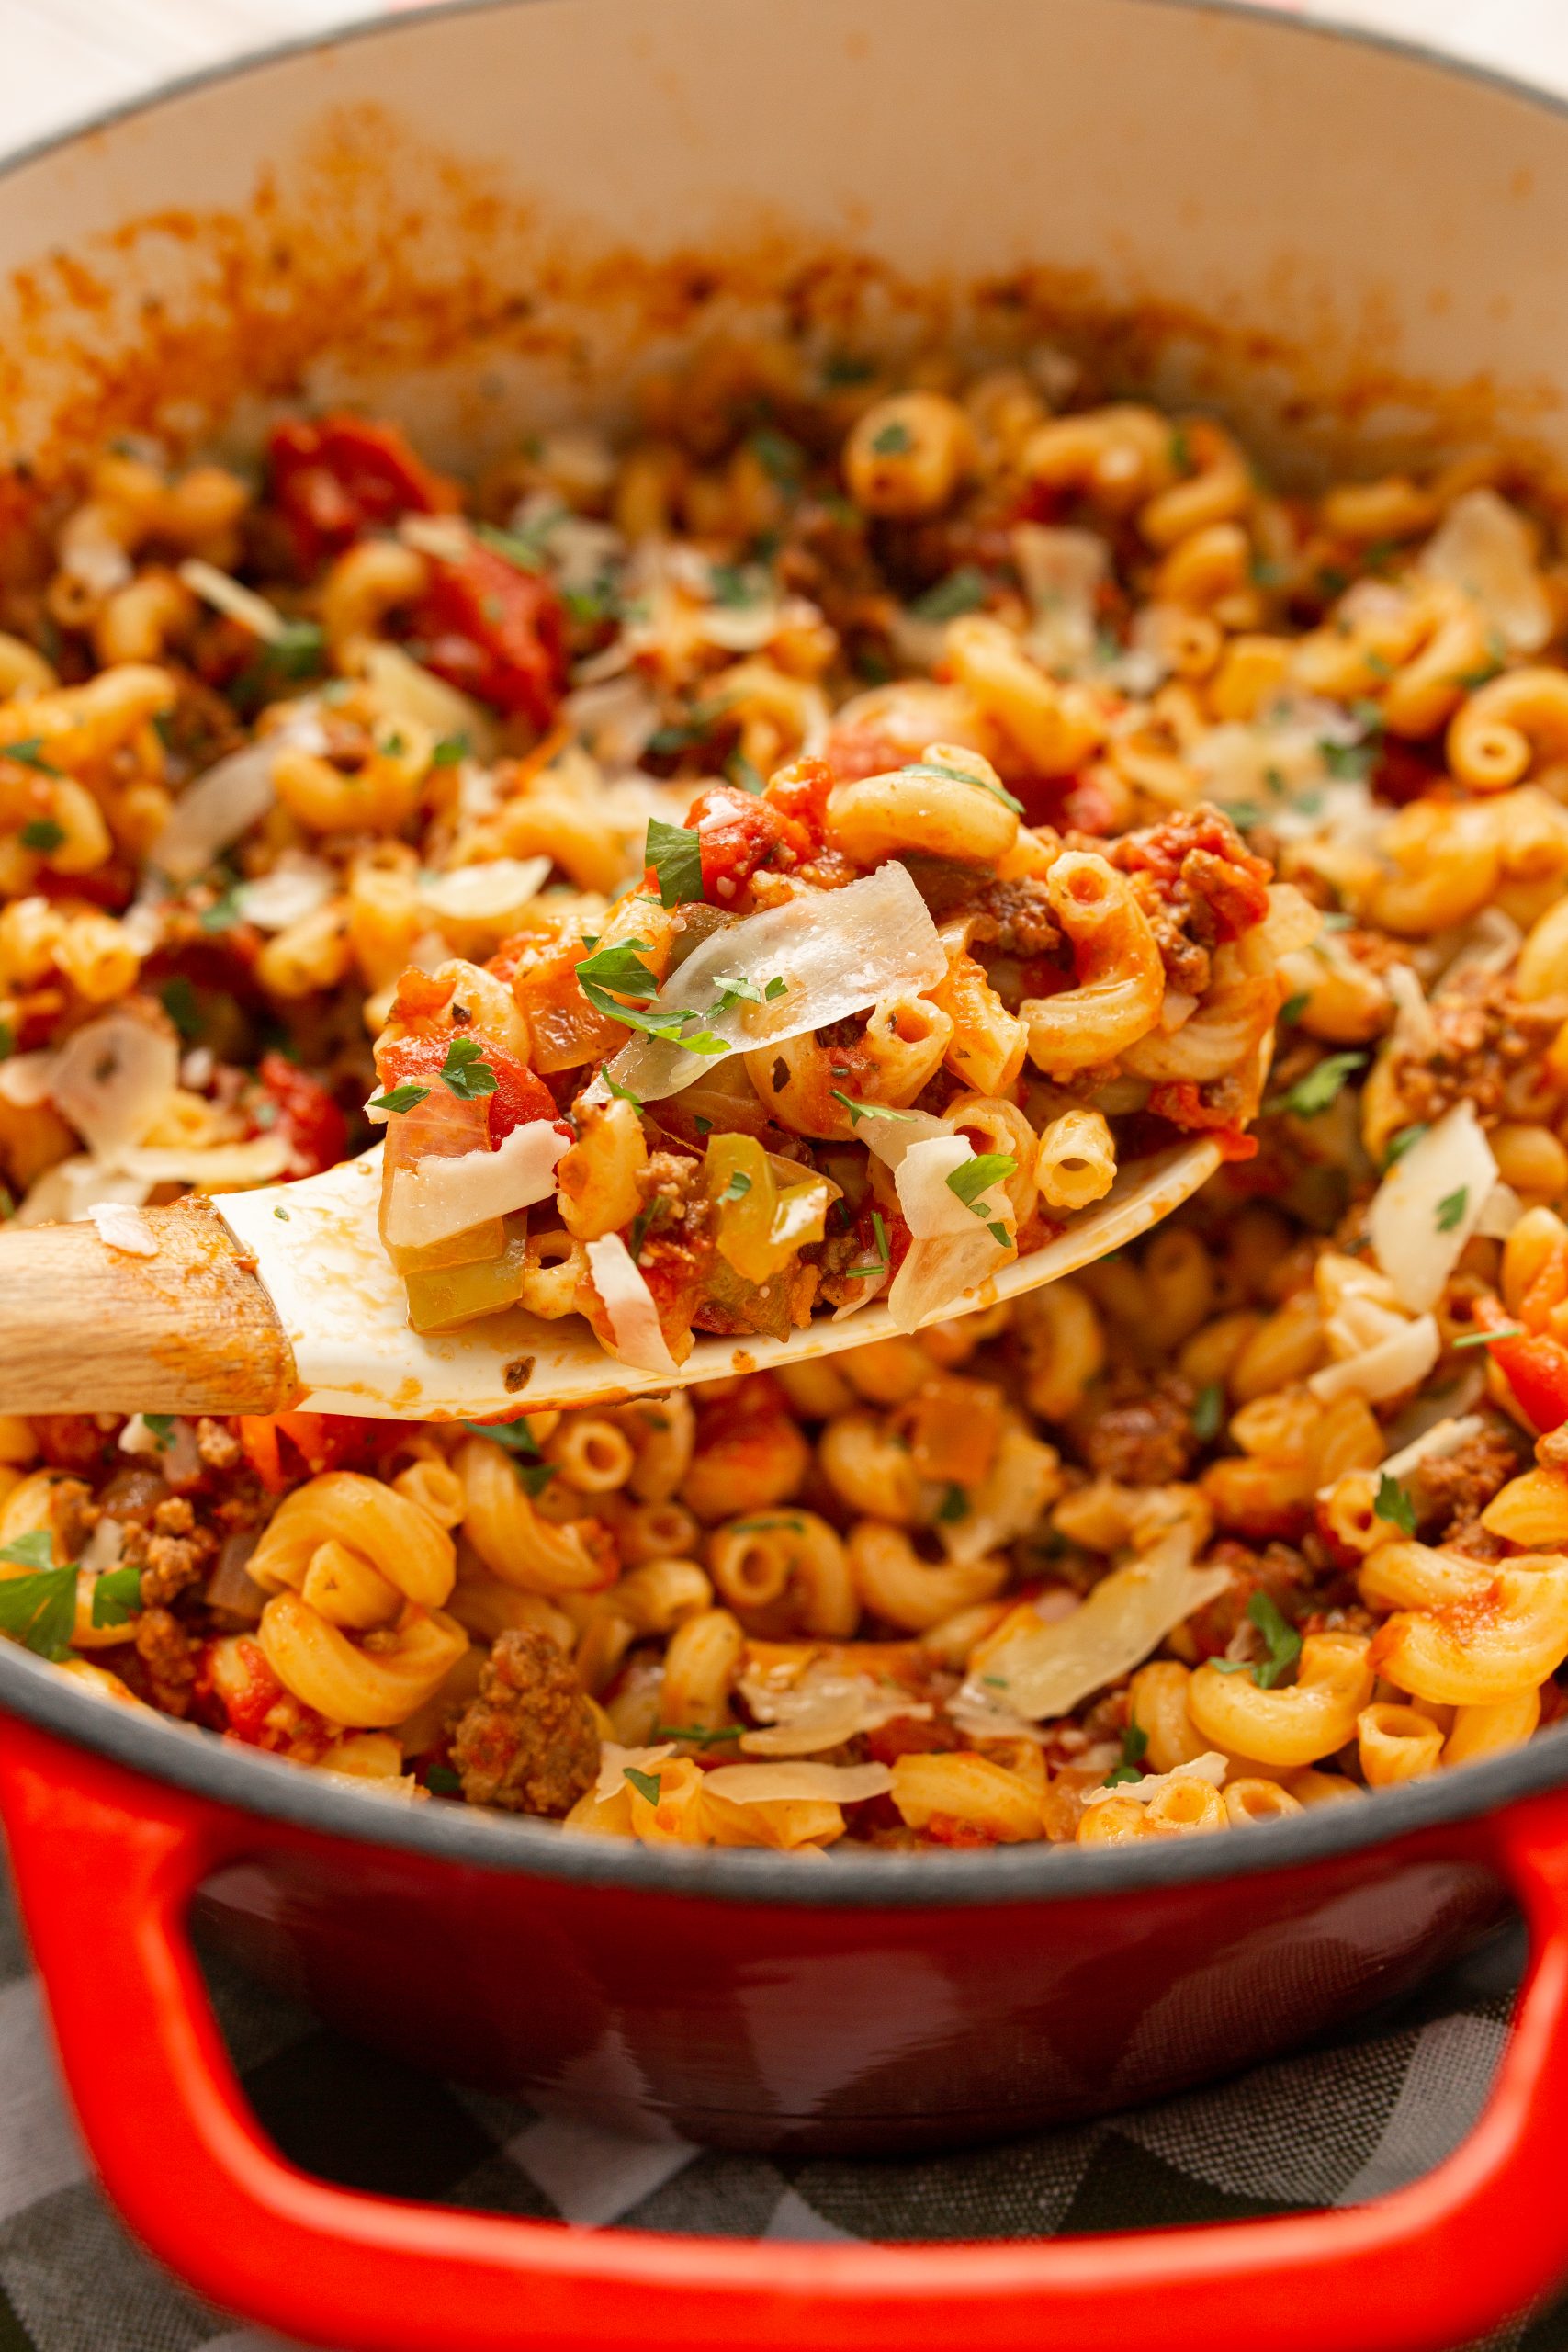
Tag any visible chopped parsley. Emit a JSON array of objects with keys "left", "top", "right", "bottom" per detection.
[
  {"left": 1453, "top": 1324, "right": 1524, "bottom": 1350},
  {"left": 1104, "top": 1720, "right": 1149, "bottom": 1789},
  {"left": 1168, "top": 425, "right": 1192, "bottom": 473},
  {"left": 627, "top": 1196, "right": 669, "bottom": 1262},
  {"left": 945, "top": 1153, "right": 1017, "bottom": 1216},
  {"left": 439, "top": 1035, "right": 497, "bottom": 1100},
  {"left": 750, "top": 428, "right": 804, "bottom": 488},
  {"left": 1374, "top": 1472, "right": 1417, "bottom": 1537},
  {"left": 727, "top": 1515, "right": 807, "bottom": 1536},
  {"left": 19, "top": 818, "right": 64, "bottom": 855},
  {"left": 718, "top": 1170, "right": 752, "bottom": 1204},
  {"left": 846, "top": 1208, "right": 891, "bottom": 1283},
  {"left": 708, "top": 562, "right": 762, "bottom": 609},
  {"left": 1191, "top": 1383, "right": 1225, "bottom": 1442},
  {"left": 575, "top": 940, "right": 726, "bottom": 1056},
  {"left": 651, "top": 1722, "right": 743, "bottom": 1747},
  {"left": 1266, "top": 1052, "right": 1365, "bottom": 1119},
  {"left": 0, "top": 1023, "right": 11, "bottom": 1062},
  {"left": 1435, "top": 1187, "right": 1469, "bottom": 1233},
  {"left": 425, "top": 1765, "right": 463, "bottom": 1795},
  {"left": 910, "top": 566, "right": 989, "bottom": 623},
  {"left": 475, "top": 520, "right": 548, "bottom": 573},
  {"left": 603, "top": 1071, "right": 644, "bottom": 1109},
  {"left": 869, "top": 420, "right": 913, "bottom": 456},
  {"left": 367, "top": 1081, "right": 430, "bottom": 1115},
  {"left": 899, "top": 758, "right": 1025, "bottom": 818},
  {"left": 198, "top": 885, "right": 243, "bottom": 934},
  {"left": 829, "top": 1090, "right": 915, "bottom": 1128},
  {"left": 431, "top": 732, "right": 470, "bottom": 767},
  {"left": 459, "top": 1418, "right": 555, "bottom": 1497},
  {"left": 1278, "top": 993, "right": 1309, "bottom": 1025},
  {"left": 1, "top": 738, "right": 60, "bottom": 775},
  {"left": 623, "top": 1765, "right": 663, "bottom": 1805},
  {"left": 159, "top": 976, "right": 202, "bottom": 1042},
  {"left": 90, "top": 1564, "right": 144, "bottom": 1630},
  {"left": 142, "top": 1414, "right": 175, "bottom": 1451},
  {"left": 0, "top": 1532, "right": 77, "bottom": 1660},
  {"left": 645, "top": 817, "right": 705, "bottom": 908},
  {"left": 273, "top": 1205, "right": 290, "bottom": 1220},
  {"left": 726, "top": 749, "right": 764, "bottom": 796},
  {"left": 1320, "top": 738, "right": 1375, "bottom": 782},
  {"left": 935, "top": 1483, "right": 970, "bottom": 1524},
  {"left": 1212, "top": 1590, "right": 1303, "bottom": 1690}
]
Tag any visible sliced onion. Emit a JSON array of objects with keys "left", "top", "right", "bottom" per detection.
[
  {"left": 702, "top": 1760, "right": 892, "bottom": 1805},
  {"left": 51, "top": 1012, "right": 179, "bottom": 1159},
  {"left": 154, "top": 708, "right": 326, "bottom": 884},
  {"left": 208, "top": 1532, "right": 267, "bottom": 1621},
  {"left": 597, "top": 861, "right": 946, "bottom": 1103},
  {"left": 87, "top": 1203, "right": 158, "bottom": 1257},
  {"left": 1368, "top": 1102, "right": 1498, "bottom": 1313},
  {"left": 1419, "top": 488, "right": 1552, "bottom": 654},
  {"left": 384, "top": 1119, "right": 570, "bottom": 1250},
  {"left": 964, "top": 1529, "right": 1233, "bottom": 1723},
  {"left": 585, "top": 1234, "right": 679, "bottom": 1377},
  {"left": 419, "top": 858, "right": 552, "bottom": 925},
  {"left": 235, "top": 852, "right": 337, "bottom": 933},
  {"left": 1081, "top": 1752, "right": 1227, "bottom": 1806},
  {"left": 1308, "top": 1312, "right": 1440, "bottom": 1405}
]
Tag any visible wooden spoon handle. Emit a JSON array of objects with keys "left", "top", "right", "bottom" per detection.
[{"left": 0, "top": 1198, "right": 299, "bottom": 1417}]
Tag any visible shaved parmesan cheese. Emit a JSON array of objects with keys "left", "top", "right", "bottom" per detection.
[
  {"left": 0, "top": 1051, "right": 56, "bottom": 1108},
  {"left": 595, "top": 1742, "right": 676, "bottom": 1803},
  {"left": 1419, "top": 488, "right": 1551, "bottom": 654},
  {"left": 117, "top": 1136, "right": 293, "bottom": 1190},
  {"left": 562, "top": 676, "right": 660, "bottom": 769},
  {"left": 964, "top": 1529, "right": 1232, "bottom": 1722},
  {"left": 88, "top": 1203, "right": 157, "bottom": 1257},
  {"left": 1475, "top": 1182, "right": 1524, "bottom": 1240},
  {"left": 154, "top": 708, "right": 326, "bottom": 884},
  {"left": 359, "top": 642, "right": 499, "bottom": 761},
  {"left": 13, "top": 1158, "right": 152, "bottom": 1227},
  {"left": 739, "top": 1666, "right": 931, "bottom": 1757},
  {"left": 1385, "top": 964, "right": 1437, "bottom": 1057},
  {"left": 1081, "top": 1752, "right": 1227, "bottom": 1806},
  {"left": 1014, "top": 524, "right": 1108, "bottom": 675},
  {"left": 702, "top": 1760, "right": 893, "bottom": 1805},
  {"left": 1371, "top": 1414, "right": 1486, "bottom": 1487},
  {"left": 599, "top": 861, "right": 946, "bottom": 1103},
  {"left": 384, "top": 1120, "right": 570, "bottom": 1250},
  {"left": 1368, "top": 1102, "right": 1498, "bottom": 1312},
  {"left": 1308, "top": 1313, "right": 1440, "bottom": 1405},
  {"left": 51, "top": 1012, "right": 179, "bottom": 1159},
  {"left": 176, "top": 559, "right": 288, "bottom": 642},
  {"left": 419, "top": 858, "right": 552, "bottom": 925},
  {"left": 235, "top": 852, "right": 336, "bottom": 933},
  {"left": 939, "top": 1423, "right": 1061, "bottom": 1567},
  {"left": 895, "top": 1134, "right": 1013, "bottom": 1239},
  {"left": 585, "top": 1234, "right": 679, "bottom": 1377},
  {"left": 886, "top": 1221, "right": 1012, "bottom": 1334}
]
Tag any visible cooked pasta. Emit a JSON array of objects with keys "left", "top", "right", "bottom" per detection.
[{"left": 5, "top": 355, "right": 1568, "bottom": 1841}]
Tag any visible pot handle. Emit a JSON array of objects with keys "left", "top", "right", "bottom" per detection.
[{"left": 6, "top": 1711, "right": 1568, "bottom": 2352}]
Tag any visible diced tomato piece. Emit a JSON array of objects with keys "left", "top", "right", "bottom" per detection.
[
  {"left": 236, "top": 1410, "right": 395, "bottom": 1491},
  {"left": 197, "top": 1635, "right": 286, "bottom": 1744},
  {"left": 267, "top": 413, "right": 457, "bottom": 568},
  {"left": 410, "top": 547, "right": 567, "bottom": 728},
  {"left": 823, "top": 725, "right": 908, "bottom": 786},
  {"left": 1472, "top": 1295, "right": 1568, "bottom": 1432},
  {"left": 1148, "top": 1082, "right": 1261, "bottom": 1160},
  {"left": 259, "top": 1051, "right": 348, "bottom": 1178},
  {"left": 1011, "top": 772, "right": 1119, "bottom": 836},
  {"left": 377, "top": 1028, "right": 560, "bottom": 1146},
  {"left": 683, "top": 784, "right": 810, "bottom": 903},
  {"left": 765, "top": 754, "right": 835, "bottom": 849},
  {"left": 1117, "top": 811, "right": 1273, "bottom": 939}
]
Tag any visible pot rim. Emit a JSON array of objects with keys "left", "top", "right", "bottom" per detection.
[{"left": 5, "top": 0, "right": 1568, "bottom": 1905}]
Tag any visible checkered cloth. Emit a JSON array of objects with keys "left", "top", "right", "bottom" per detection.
[{"left": 0, "top": 1852, "right": 1561, "bottom": 2352}]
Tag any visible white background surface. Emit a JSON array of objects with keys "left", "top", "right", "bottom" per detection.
[{"left": 0, "top": 0, "right": 1565, "bottom": 160}]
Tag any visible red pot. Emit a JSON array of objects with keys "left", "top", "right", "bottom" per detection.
[{"left": 5, "top": 1, "right": 1568, "bottom": 2343}]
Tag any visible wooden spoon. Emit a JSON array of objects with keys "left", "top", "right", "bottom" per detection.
[{"left": 0, "top": 1133, "right": 1224, "bottom": 1419}]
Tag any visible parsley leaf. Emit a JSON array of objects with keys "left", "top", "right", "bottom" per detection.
[
  {"left": 603, "top": 1071, "right": 644, "bottom": 1108},
  {"left": 946, "top": 1152, "right": 1018, "bottom": 1216},
  {"left": 623, "top": 1764, "right": 663, "bottom": 1805},
  {"left": 651, "top": 1722, "right": 743, "bottom": 1747},
  {"left": 1104, "top": 1720, "right": 1149, "bottom": 1789},
  {"left": 1191, "top": 1383, "right": 1225, "bottom": 1442},
  {"left": 718, "top": 1170, "right": 752, "bottom": 1204},
  {"left": 159, "top": 976, "right": 202, "bottom": 1042},
  {"left": 726, "top": 750, "right": 764, "bottom": 796},
  {"left": 142, "top": 1413, "right": 176, "bottom": 1451},
  {"left": 750, "top": 428, "right": 804, "bottom": 487},
  {"left": 1436, "top": 1187, "right": 1469, "bottom": 1233},
  {"left": 1374, "top": 1472, "right": 1417, "bottom": 1537},
  {"left": 0, "top": 1533, "right": 77, "bottom": 1661},
  {"left": 439, "top": 1035, "right": 497, "bottom": 1100},
  {"left": 1, "top": 737, "right": 60, "bottom": 775},
  {"left": 935, "top": 1483, "right": 969, "bottom": 1524},
  {"left": 870, "top": 420, "right": 912, "bottom": 456},
  {"left": 1212, "top": 1590, "right": 1303, "bottom": 1690},
  {"left": 0, "top": 1531, "right": 52, "bottom": 1571},
  {"left": 368, "top": 1081, "right": 430, "bottom": 1115},
  {"left": 90, "top": 1564, "right": 144, "bottom": 1630},
  {"left": 431, "top": 732, "right": 470, "bottom": 767},
  {"left": 910, "top": 566, "right": 989, "bottom": 623},
  {"left": 576, "top": 941, "right": 727, "bottom": 1056},
  {"left": 645, "top": 817, "right": 705, "bottom": 909},
  {"left": 475, "top": 520, "right": 547, "bottom": 572},
  {"left": 425, "top": 1764, "right": 463, "bottom": 1795},
  {"left": 1266, "top": 1052, "right": 1365, "bottom": 1119},
  {"left": 899, "top": 758, "right": 1025, "bottom": 818},
  {"left": 1320, "top": 739, "right": 1375, "bottom": 781},
  {"left": 830, "top": 1090, "right": 915, "bottom": 1128},
  {"left": 461, "top": 1418, "right": 541, "bottom": 1456},
  {"left": 1453, "top": 1324, "right": 1525, "bottom": 1350},
  {"left": 198, "top": 885, "right": 243, "bottom": 934},
  {"left": 19, "top": 818, "right": 64, "bottom": 854},
  {"left": 1279, "top": 992, "right": 1309, "bottom": 1025}
]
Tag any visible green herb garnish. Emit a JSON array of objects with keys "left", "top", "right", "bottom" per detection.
[
  {"left": 1266, "top": 1052, "right": 1365, "bottom": 1119},
  {"left": 1374, "top": 1473, "right": 1417, "bottom": 1536},
  {"left": 1104, "top": 1720, "right": 1149, "bottom": 1789},
  {"left": 368, "top": 1082, "right": 430, "bottom": 1115},
  {"left": 645, "top": 817, "right": 705, "bottom": 909},
  {"left": 1212, "top": 1590, "right": 1303, "bottom": 1690},
  {"left": 946, "top": 1153, "right": 1017, "bottom": 1216},
  {"left": 1191, "top": 1383, "right": 1225, "bottom": 1442},
  {"left": 439, "top": 1035, "right": 498, "bottom": 1101},
  {"left": 1436, "top": 1187, "right": 1469, "bottom": 1234}
]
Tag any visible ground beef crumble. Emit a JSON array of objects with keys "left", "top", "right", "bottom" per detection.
[
  {"left": 449, "top": 1628, "right": 600, "bottom": 1816},
  {"left": 1075, "top": 1370, "right": 1201, "bottom": 1487},
  {"left": 1409, "top": 1425, "right": 1526, "bottom": 1544},
  {"left": 1388, "top": 972, "right": 1566, "bottom": 1129}
]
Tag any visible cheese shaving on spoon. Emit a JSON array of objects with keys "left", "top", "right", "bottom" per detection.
[
  {"left": 595, "top": 860, "right": 946, "bottom": 1102},
  {"left": 585, "top": 1233, "right": 680, "bottom": 1376},
  {"left": 383, "top": 1119, "right": 570, "bottom": 1250}
]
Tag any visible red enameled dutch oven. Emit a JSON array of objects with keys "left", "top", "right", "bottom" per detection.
[{"left": 6, "top": 3, "right": 1568, "bottom": 2344}]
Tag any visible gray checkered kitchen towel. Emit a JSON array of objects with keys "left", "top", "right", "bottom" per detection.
[{"left": 0, "top": 1849, "right": 1559, "bottom": 2352}]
